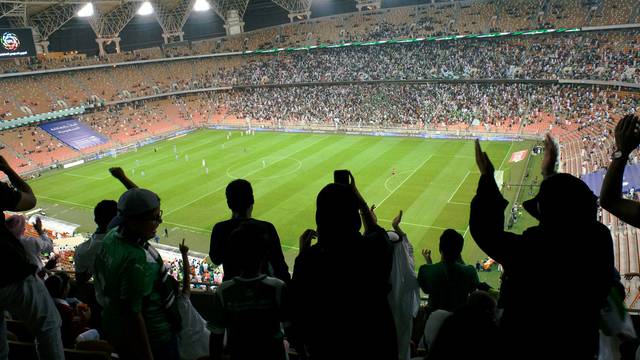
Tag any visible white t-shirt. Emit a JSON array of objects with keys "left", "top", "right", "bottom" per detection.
[
  {"left": 74, "top": 232, "right": 106, "bottom": 275},
  {"left": 20, "top": 234, "right": 53, "bottom": 270},
  {"left": 177, "top": 294, "right": 210, "bottom": 360},
  {"left": 75, "top": 232, "right": 107, "bottom": 306}
]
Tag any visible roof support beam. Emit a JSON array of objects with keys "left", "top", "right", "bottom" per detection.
[
  {"left": 154, "top": 0, "right": 194, "bottom": 43},
  {"left": 271, "top": 0, "right": 311, "bottom": 21}
]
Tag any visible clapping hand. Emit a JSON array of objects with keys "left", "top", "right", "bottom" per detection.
[
  {"left": 615, "top": 114, "right": 640, "bottom": 157},
  {"left": 474, "top": 139, "right": 495, "bottom": 175},
  {"left": 370, "top": 204, "right": 378, "bottom": 223},
  {"left": 392, "top": 210, "right": 404, "bottom": 236},
  {"left": 299, "top": 229, "right": 317, "bottom": 252},
  {"left": 422, "top": 249, "right": 433, "bottom": 264}
]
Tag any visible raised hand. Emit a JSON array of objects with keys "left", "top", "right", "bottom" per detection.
[
  {"left": 109, "top": 167, "right": 126, "bottom": 179},
  {"left": 348, "top": 171, "right": 367, "bottom": 209},
  {"left": 34, "top": 217, "right": 43, "bottom": 235},
  {"left": 179, "top": 238, "right": 189, "bottom": 255},
  {"left": 392, "top": 210, "right": 404, "bottom": 235},
  {"left": 474, "top": 139, "right": 495, "bottom": 176},
  {"left": 422, "top": 248, "right": 433, "bottom": 264},
  {"left": 369, "top": 204, "right": 378, "bottom": 223},
  {"left": 542, "top": 134, "right": 558, "bottom": 178},
  {"left": 299, "top": 229, "right": 317, "bottom": 252},
  {"left": 615, "top": 114, "right": 640, "bottom": 157}
]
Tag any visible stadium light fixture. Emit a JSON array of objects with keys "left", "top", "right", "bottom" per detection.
[
  {"left": 193, "top": 0, "right": 211, "bottom": 12},
  {"left": 77, "top": 3, "right": 94, "bottom": 17},
  {"left": 137, "top": 1, "right": 154, "bottom": 15}
]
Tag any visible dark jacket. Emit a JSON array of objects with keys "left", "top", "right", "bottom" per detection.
[
  {"left": 469, "top": 174, "right": 614, "bottom": 359},
  {"left": 291, "top": 225, "right": 396, "bottom": 359},
  {"left": 209, "top": 218, "right": 291, "bottom": 284}
]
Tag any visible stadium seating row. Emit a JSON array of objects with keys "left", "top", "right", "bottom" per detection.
[{"left": 0, "top": 0, "right": 637, "bottom": 74}]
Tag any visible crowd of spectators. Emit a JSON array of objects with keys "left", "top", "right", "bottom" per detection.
[
  {"left": 0, "top": 0, "right": 636, "bottom": 74},
  {"left": 0, "top": 29, "right": 638, "bottom": 122},
  {"left": 213, "top": 84, "right": 638, "bottom": 134}
]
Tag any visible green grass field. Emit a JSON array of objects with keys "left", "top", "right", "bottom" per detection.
[{"left": 29, "top": 129, "right": 542, "bottom": 287}]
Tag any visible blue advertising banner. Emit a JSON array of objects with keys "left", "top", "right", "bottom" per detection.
[{"left": 39, "top": 119, "right": 107, "bottom": 150}]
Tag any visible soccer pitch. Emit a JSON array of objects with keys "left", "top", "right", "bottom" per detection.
[{"left": 29, "top": 129, "right": 539, "bottom": 284}]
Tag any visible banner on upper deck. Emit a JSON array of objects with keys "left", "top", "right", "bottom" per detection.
[{"left": 39, "top": 118, "right": 107, "bottom": 150}]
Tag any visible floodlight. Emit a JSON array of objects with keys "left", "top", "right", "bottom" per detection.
[
  {"left": 137, "top": 1, "right": 154, "bottom": 16},
  {"left": 77, "top": 3, "right": 94, "bottom": 17},
  {"left": 193, "top": 0, "right": 211, "bottom": 12}
]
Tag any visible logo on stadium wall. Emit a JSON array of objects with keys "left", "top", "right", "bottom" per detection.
[{"left": 1, "top": 32, "right": 20, "bottom": 51}]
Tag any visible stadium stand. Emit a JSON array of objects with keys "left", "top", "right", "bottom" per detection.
[{"left": 0, "top": 0, "right": 636, "bottom": 73}]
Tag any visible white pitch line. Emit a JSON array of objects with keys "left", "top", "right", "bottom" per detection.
[
  {"left": 448, "top": 201, "right": 469, "bottom": 206},
  {"left": 163, "top": 220, "right": 210, "bottom": 233},
  {"left": 377, "top": 218, "right": 465, "bottom": 232},
  {"left": 447, "top": 171, "right": 470, "bottom": 203},
  {"left": 376, "top": 155, "right": 433, "bottom": 210},
  {"left": 38, "top": 195, "right": 92, "bottom": 209},
  {"left": 497, "top": 141, "right": 514, "bottom": 171}
]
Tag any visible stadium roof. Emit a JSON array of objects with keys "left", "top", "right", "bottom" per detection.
[
  {"left": 0, "top": 0, "right": 445, "bottom": 53},
  {"left": 0, "top": 0, "right": 316, "bottom": 42}
]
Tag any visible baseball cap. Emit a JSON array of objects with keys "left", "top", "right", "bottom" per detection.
[{"left": 117, "top": 188, "right": 161, "bottom": 217}]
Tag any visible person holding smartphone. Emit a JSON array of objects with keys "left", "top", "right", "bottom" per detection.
[{"left": 292, "top": 170, "right": 396, "bottom": 359}]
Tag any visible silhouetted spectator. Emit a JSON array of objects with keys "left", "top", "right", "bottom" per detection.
[
  {"left": 417, "top": 229, "right": 479, "bottom": 312},
  {"left": 75, "top": 200, "right": 118, "bottom": 286},
  {"left": 94, "top": 188, "right": 181, "bottom": 360},
  {"left": 209, "top": 179, "right": 290, "bottom": 283},
  {"left": 74, "top": 199, "right": 117, "bottom": 332},
  {"left": 291, "top": 172, "right": 396, "bottom": 359},
  {"left": 0, "top": 155, "right": 64, "bottom": 360},
  {"left": 426, "top": 291, "right": 499, "bottom": 360},
  {"left": 209, "top": 223, "right": 289, "bottom": 360},
  {"left": 470, "top": 139, "right": 614, "bottom": 358}
]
